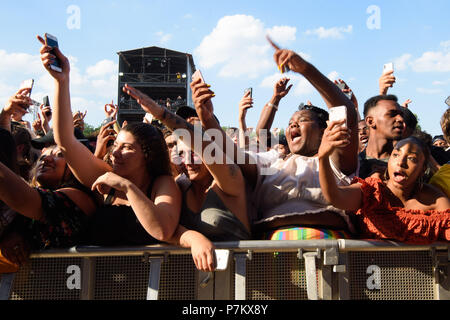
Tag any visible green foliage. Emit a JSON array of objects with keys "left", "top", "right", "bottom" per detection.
[{"left": 83, "top": 123, "right": 102, "bottom": 137}]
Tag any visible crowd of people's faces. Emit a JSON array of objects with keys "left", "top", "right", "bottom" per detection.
[{"left": 0, "top": 34, "right": 449, "bottom": 272}]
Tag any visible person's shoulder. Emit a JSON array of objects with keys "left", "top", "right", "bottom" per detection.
[{"left": 57, "top": 187, "right": 97, "bottom": 215}]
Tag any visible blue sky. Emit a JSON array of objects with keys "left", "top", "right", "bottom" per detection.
[{"left": 1, "top": 0, "right": 449, "bottom": 137}]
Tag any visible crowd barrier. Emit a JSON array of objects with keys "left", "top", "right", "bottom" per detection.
[{"left": 0, "top": 240, "right": 449, "bottom": 300}]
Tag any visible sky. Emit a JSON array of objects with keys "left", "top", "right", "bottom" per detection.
[{"left": 0, "top": 0, "right": 449, "bottom": 137}]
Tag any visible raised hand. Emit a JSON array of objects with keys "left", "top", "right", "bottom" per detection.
[
  {"left": 318, "top": 119, "right": 351, "bottom": 159},
  {"left": 379, "top": 70, "right": 396, "bottom": 95},
  {"left": 37, "top": 35, "right": 70, "bottom": 82},
  {"left": 32, "top": 113, "right": 43, "bottom": 133},
  {"left": 190, "top": 77, "right": 215, "bottom": 124},
  {"left": 334, "top": 79, "right": 358, "bottom": 109},
  {"left": 274, "top": 77, "right": 293, "bottom": 99},
  {"left": 104, "top": 100, "right": 118, "bottom": 119},
  {"left": 73, "top": 110, "right": 87, "bottom": 132},
  {"left": 94, "top": 120, "right": 117, "bottom": 160},
  {"left": 402, "top": 99, "right": 412, "bottom": 108},
  {"left": 239, "top": 89, "right": 253, "bottom": 121},
  {"left": 122, "top": 84, "right": 163, "bottom": 119},
  {"left": 3, "top": 88, "right": 32, "bottom": 115},
  {"left": 266, "top": 35, "right": 308, "bottom": 74}
]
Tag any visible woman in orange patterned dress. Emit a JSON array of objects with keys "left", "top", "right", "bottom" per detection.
[{"left": 318, "top": 120, "right": 450, "bottom": 244}]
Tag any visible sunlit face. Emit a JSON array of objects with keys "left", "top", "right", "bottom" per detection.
[
  {"left": 358, "top": 120, "right": 369, "bottom": 146},
  {"left": 367, "top": 100, "right": 404, "bottom": 140},
  {"left": 177, "top": 142, "right": 210, "bottom": 182},
  {"left": 286, "top": 110, "right": 324, "bottom": 156},
  {"left": 110, "top": 130, "right": 148, "bottom": 179},
  {"left": 387, "top": 141, "right": 426, "bottom": 190},
  {"left": 35, "top": 146, "right": 68, "bottom": 189}
]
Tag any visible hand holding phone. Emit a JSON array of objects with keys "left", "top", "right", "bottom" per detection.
[
  {"left": 244, "top": 87, "right": 253, "bottom": 98},
  {"left": 383, "top": 62, "right": 394, "bottom": 74},
  {"left": 19, "top": 79, "right": 34, "bottom": 97},
  {"left": 329, "top": 106, "right": 347, "bottom": 128},
  {"left": 44, "top": 33, "right": 62, "bottom": 72},
  {"left": 192, "top": 70, "right": 205, "bottom": 83},
  {"left": 42, "top": 96, "right": 52, "bottom": 117},
  {"left": 445, "top": 96, "right": 450, "bottom": 107}
]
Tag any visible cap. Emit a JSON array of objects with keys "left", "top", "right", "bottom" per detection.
[{"left": 31, "top": 128, "right": 88, "bottom": 150}]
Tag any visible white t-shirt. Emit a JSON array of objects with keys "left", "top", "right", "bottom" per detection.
[{"left": 248, "top": 149, "right": 355, "bottom": 232}]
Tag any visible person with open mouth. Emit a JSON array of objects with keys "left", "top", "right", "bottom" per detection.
[{"left": 319, "top": 130, "right": 450, "bottom": 244}]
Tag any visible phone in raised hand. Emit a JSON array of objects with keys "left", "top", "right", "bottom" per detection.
[
  {"left": 192, "top": 70, "right": 205, "bottom": 83},
  {"left": 42, "top": 96, "right": 52, "bottom": 117},
  {"left": 446, "top": 96, "right": 450, "bottom": 107},
  {"left": 20, "top": 79, "right": 34, "bottom": 97},
  {"left": 244, "top": 87, "right": 253, "bottom": 98},
  {"left": 45, "top": 33, "right": 62, "bottom": 72},
  {"left": 329, "top": 105, "right": 347, "bottom": 128},
  {"left": 383, "top": 62, "right": 394, "bottom": 74}
]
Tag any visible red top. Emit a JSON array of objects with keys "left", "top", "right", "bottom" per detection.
[{"left": 352, "top": 177, "right": 450, "bottom": 244}]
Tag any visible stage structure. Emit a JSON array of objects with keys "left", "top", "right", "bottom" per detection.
[{"left": 117, "top": 46, "right": 196, "bottom": 124}]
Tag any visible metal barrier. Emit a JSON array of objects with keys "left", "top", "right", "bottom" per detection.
[{"left": 1, "top": 240, "right": 449, "bottom": 300}]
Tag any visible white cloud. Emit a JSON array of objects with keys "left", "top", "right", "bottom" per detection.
[
  {"left": 194, "top": 15, "right": 297, "bottom": 78},
  {"left": 86, "top": 60, "right": 118, "bottom": 78},
  {"left": 304, "top": 25, "right": 353, "bottom": 39},
  {"left": 393, "top": 54, "right": 412, "bottom": 71},
  {"left": 155, "top": 31, "right": 173, "bottom": 45},
  {"left": 432, "top": 79, "right": 450, "bottom": 86},
  {"left": 183, "top": 13, "right": 193, "bottom": 19},
  {"left": 417, "top": 87, "right": 443, "bottom": 95},
  {"left": 412, "top": 51, "right": 450, "bottom": 72},
  {"left": 327, "top": 71, "right": 339, "bottom": 81},
  {"left": 0, "top": 49, "right": 118, "bottom": 126}
]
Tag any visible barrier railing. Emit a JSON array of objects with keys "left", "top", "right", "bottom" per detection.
[{"left": 1, "top": 240, "right": 449, "bottom": 300}]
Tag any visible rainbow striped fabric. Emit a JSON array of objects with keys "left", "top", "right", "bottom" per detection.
[{"left": 267, "top": 226, "right": 351, "bottom": 240}]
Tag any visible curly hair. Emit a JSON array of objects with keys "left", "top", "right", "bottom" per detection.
[
  {"left": 121, "top": 122, "right": 172, "bottom": 179},
  {"left": 440, "top": 108, "right": 450, "bottom": 144}
]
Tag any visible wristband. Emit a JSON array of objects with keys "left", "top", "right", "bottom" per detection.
[{"left": 267, "top": 103, "right": 278, "bottom": 110}]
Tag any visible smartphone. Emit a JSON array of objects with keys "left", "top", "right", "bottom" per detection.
[
  {"left": 45, "top": 33, "right": 62, "bottom": 72},
  {"left": 383, "top": 62, "right": 394, "bottom": 74},
  {"left": 446, "top": 96, "right": 450, "bottom": 107},
  {"left": 192, "top": 70, "right": 205, "bottom": 83},
  {"left": 144, "top": 113, "right": 154, "bottom": 123},
  {"left": 329, "top": 105, "right": 347, "bottom": 128},
  {"left": 214, "top": 249, "right": 230, "bottom": 271},
  {"left": 244, "top": 87, "right": 253, "bottom": 98},
  {"left": 336, "top": 82, "right": 352, "bottom": 99},
  {"left": 20, "top": 79, "right": 34, "bottom": 97},
  {"left": 42, "top": 96, "right": 52, "bottom": 117}
]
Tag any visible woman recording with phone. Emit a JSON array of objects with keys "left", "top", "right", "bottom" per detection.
[{"left": 37, "top": 35, "right": 181, "bottom": 246}]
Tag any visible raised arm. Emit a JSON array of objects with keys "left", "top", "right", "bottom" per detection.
[
  {"left": 123, "top": 83, "right": 245, "bottom": 198},
  {"left": 255, "top": 77, "right": 292, "bottom": 143},
  {"left": 268, "top": 37, "right": 359, "bottom": 175},
  {"left": 318, "top": 120, "right": 363, "bottom": 211},
  {"left": 0, "top": 89, "right": 32, "bottom": 132},
  {"left": 238, "top": 90, "right": 252, "bottom": 149},
  {"left": 37, "top": 35, "right": 111, "bottom": 188}
]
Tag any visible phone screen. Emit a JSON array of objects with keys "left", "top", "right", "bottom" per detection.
[
  {"left": 45, "top": 34, "right": 62, "bottom": 72},
  {"left": 329, "top": 106, "right": 347, "bottom": 128}
]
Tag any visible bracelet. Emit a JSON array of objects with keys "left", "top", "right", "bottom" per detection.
[{"left": 267, "top": 102, "right": 278, "bottom": 110}]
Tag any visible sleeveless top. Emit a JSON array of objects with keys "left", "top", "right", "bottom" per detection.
[
  {"left": 86, "top": 181, "right": 159, "bottom": 246},
  {"left": 178, "top": 177, "right": 251, "bottom": 241}
]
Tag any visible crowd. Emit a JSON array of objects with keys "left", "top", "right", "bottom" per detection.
[{"left": 0, "top": 34, "right": 449, "bottom": 273}]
